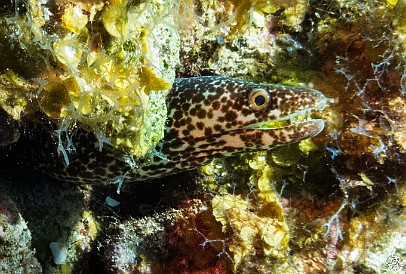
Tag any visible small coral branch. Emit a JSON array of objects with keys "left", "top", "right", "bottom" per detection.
[
  {"left": 322, "top": 182, "right": 348, "bottom": 259},
  {"left": 194, "top": 227, "right": 234, "bottom": 263},
  {"left": 55, "top": 119, "right": 75, "bottom": 166},
  {"left": 322, "top": 198, "right": 347, "bottom": 242},
  {"left": 323, "top": 168, "right": 349, "bottom": 243},
  {"left": 112, "top": 171, "right": 128, "bottom": 195}
]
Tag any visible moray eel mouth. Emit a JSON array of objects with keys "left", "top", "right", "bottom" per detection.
[{"left": 246, "top": 112, "right": 324, "bottom": 131}]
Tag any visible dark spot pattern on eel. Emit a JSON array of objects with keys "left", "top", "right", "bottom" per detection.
[{"left": 23, "top": 76, "right": 328, "bottom": 184}]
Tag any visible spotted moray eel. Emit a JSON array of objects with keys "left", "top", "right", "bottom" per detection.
[{"left": 29, "top": 76, "right": 327, "bottom": 184}]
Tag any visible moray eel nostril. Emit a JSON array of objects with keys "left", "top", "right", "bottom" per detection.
[{"left": 6, "top": 76, "right": 328, "bottom": 184}]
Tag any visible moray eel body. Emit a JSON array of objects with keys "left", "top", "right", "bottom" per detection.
[{"left": 26, "top": 76, "right": 327, "bottom": 184}]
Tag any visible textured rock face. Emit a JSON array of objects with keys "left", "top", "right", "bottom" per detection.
[
  {"left": 0, "top": 192, "right": 42, "bottom": 273},
  {"left": 0, "top": 0, "right": 180, "bottom": 159},
  {"left": 0, "top": 108, "right": 19, "bottom": 146}
]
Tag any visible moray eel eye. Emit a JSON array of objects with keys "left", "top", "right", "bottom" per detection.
[{"left": 249, "top": 88, "right": 270, "bottom": 111}]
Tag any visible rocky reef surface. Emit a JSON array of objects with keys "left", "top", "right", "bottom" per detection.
[
  {"left": 0, "top": 0, "right": 405, "bottom": 273},
  {"left": 0, "top": 0, "right": 179, "bottom": 160},
  {"left": 0, "top": 192, "right": 42, "bottom": 273}
]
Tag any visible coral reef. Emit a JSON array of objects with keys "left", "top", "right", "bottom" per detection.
[
  {"left": 338, "top": 183, "right": 406, "bottom": 272},
  {"left": 208, "top": 155, "right": 290, "bottom": 271},
  {"left": 0, "top": 192, "right": 42, "bottom": 273},
  {"left": 0, "top": 0, "right": 405, "bottom": 273},
  {"left": 172, "top": 0, "right": 406, "bottom": 272},
  {"left": 0, "top": 0, "right": 179, "bottom": 161},
  {"left": 177, "top": 0, "right": 315, "bottom": 82},
  {"left": 101, "top": 202, "right": 208, "bottom": 273},
  {"left": 48, "top": 210, "right": 100, "bottom": 269}
]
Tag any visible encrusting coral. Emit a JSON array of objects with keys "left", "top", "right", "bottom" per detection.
[
  {"left": 0, "top": 0, "right": 180, "bottom": 161},
  {"left": 209, "top": 154, "right": 290, "bottom": 271},
  {"left": 0, "top": 193, "right": 42, "bottom": 273}
]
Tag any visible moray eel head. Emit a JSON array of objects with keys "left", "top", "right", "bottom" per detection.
[{"left": 160, "top": 76, "right": 327, "bottom": 168}]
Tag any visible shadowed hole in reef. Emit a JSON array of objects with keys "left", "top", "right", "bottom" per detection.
[
  {"left": 90, "top": 170, "right": 202, "bottom": 219},
  {"left": 0, "top": 162, "right": 86, "bottom": 270},
  {"left": 0, "top": 143, "right": 108, "bottom": 273},
  {"left": 0, "top": 148, "right": 201, "bottom": 273},
  {"left": 0, "top": 122, "right": 201, "bottom": 272}
]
